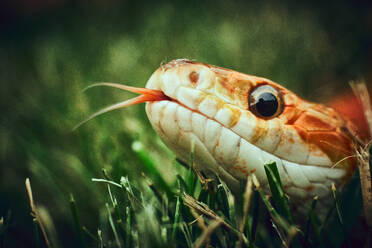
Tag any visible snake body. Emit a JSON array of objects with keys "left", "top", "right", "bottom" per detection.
[{"left": 144, "top": 59, "right": 362, "bottom": 213}]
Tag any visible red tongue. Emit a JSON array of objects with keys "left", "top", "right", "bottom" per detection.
[
  {"left": 74, "top": 82, "right": 169, "bottom": 130},
  {"left": 83, "top": 82, "right": 168, "bottom": 98}
]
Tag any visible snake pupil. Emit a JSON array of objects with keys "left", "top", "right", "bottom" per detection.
[
  {"left": 249, "top": 85, "right": 282, "bottom": 119},
  {"left": 256, "top": 92, "right": 278, "bottom": 117}
]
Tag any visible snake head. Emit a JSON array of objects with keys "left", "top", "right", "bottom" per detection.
[
  {"left": 145, "top": 59, "right": 358, "bottom": 211},
  {"left": 78, "top": 59, "right": 360, "bottom": 213}
]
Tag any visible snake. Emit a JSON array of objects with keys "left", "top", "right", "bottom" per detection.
[{"left": 79, "top": 59, "right": 369, "bottom": 214}]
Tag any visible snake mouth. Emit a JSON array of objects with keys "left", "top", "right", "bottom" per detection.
[
  {"left": 74, "top": 81, "right": 217, "bottom": 130},
  {"left": 73, "top": 82, "right": 171, "bottom": 130},
  {"left": 74, "top": 81, "right": 243, "bottom": 183}
]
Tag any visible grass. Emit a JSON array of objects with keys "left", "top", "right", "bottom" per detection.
[
  {"left": 0, "top": 0, "right": 370, "bottom": 247},
  {"left": 25, "top": 157, "right": 367, "bottom": 247}
]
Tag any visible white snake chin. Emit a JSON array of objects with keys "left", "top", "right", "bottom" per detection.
[{"left": 144, "top": 59, "right": 349, "bottom": 215}]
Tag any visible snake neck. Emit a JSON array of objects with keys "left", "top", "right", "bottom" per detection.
[{"left": 327, "top": 91, "right": 371, "bottom": 144}]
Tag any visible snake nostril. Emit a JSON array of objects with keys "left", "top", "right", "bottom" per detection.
[{"left": 189, "top": 71, "right": 199, "bottom": 84}]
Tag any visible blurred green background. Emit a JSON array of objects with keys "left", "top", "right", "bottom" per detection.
[{"left": 0, "top": 0, "right": 371, "bottom": 247}]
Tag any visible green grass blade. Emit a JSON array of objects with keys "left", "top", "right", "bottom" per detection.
[
  {"left": 263, "top": 162, "right": 293, "bottom": 224},
  {"left": 82, "top": 226, "right": 98, "bottom": 242},
  {"left": 216, "top": 183, "right": 230, "bottom": 219},
  {"left": 267, "top": 162, "right": 282, "bottom": 188},
  {"left": 180, "top": 222, "right": 193, "bottom": 248},
  {"left": 0, "top": 211, "right": 11, "bottom": 247},
  {"left": 177, "top": 174, "right": 189, "bottom": 193},
  {"left": 69, "top": 194, "right": 87, "bottom": 248},
  {"left": 132, "top": 141, "right": 173, "bottom": 196},
  {"left": 126, "top": 206, "right": 131, "bottom": 248},
  {"left": 106, "top": 203, "right": 122, "bottom": 248},
  {"left": 102, "top": 168, "right": 112, "bottom": 180},
  {"left": 120, "top": 176, "right": 142, "bottom": 210},
  {"left": 33, "top": 218, "right": 41, "bottom": 248},
  {"left": 143, "top": 173, "right": 164, "bottom": 204},
  {"left": 97, "top": 229, "right": 103, "bottom": 248},
  {"left": 331, "top": 183, "right": 351, "bottom": 248},
  {"left": 109, "top": 193, "right": 126, "bottom": 244},
  {"left": 252, "top": 174, "right": 299, "bottom": 246},
  {"left": 304, "top": 196, "right": 322, "bottom": 246},
  {"left": 250, "top": 191, "right": 260, "bottom": 244},
  {"left": 218, "top": 178, "right": 237, "bottom": 227},
  {"left": 332, "top": 184, "right": 344, "bottom": 227},
  {"left": 321, "top": 170, "right": 363, "bottom": 246},
  {"left": 187, "top": 139, "right": 196, "bottom": 195},
  {"left": 171, "top": 195, "right": 181, "bottom": 240}
]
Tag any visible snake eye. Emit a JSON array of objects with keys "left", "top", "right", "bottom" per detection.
[{"left": 249, "top": 85, "right": 283, "bottom": 119}]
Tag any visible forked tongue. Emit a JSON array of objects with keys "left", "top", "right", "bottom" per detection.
[{"left": 73, "top": 82, "right": 169, "bottom": 130}]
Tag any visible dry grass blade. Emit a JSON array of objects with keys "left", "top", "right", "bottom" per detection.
[
  {"left": 193, "top": 220, "right": 222, "bottom": 248},
  {"left": 350, "top": 81, "right": 372, "bottom": 228},
  {"left": 182, "top": 193, "right": 231, "bottom": 230},
  {"left": 354, "top": 145, "right": 372, "bottom": 227},
  {"left": 183, "top": 192, "right": 249, "bottom": 245},
  {"left": 190, "top": 208, "right": 207, "bottom": 231},
  {"left": 91, "top": 178, "right": 122, "bottom": 188},
  {"left": 25, "top": 178, "right": 51, "bottom": 248},
  {"left": 237, "top": 176, "right": 253, "bottom": 248},
  {"left": 350, "top": 81, "right": 372, "bottom": 134}
]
